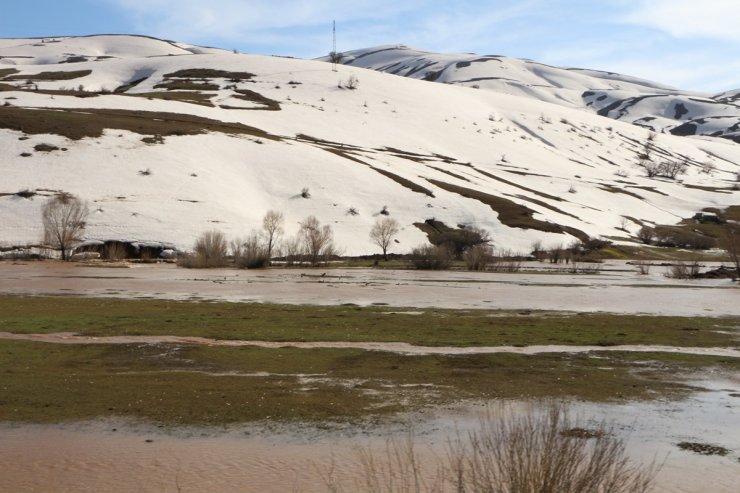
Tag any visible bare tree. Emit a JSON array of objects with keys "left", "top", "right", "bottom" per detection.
[
  {"left": 720, "top": 224, "right": 740, "bottom": 275},
  {"left": 299, "top": 216, "right": 338, "bottom": 265},
  {"left": 369, "top": 217, "right": 400, "bottom": 260},
  {"left": 262, "top": 210, "right": 284, "bottom": 261},
  {"left": 41, "top": 193, "right": 88, "bottom": 260}
]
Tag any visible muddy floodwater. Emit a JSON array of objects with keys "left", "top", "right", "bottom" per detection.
[
  {"left": 0, "top": 260, "right": 738, "bottom": 315},
  {"left": 1, "top": 378, "right": 739, "bottom": 493},
  {"left": 1, "top": 260, "right": 738, "bottom": 492}
]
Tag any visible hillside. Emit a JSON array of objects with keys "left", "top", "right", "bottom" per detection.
[
  {"left": 1, "top": 35, "right": 738, "bottom": 256},
  {"left": 334, "top": 45, "right": 740, "bottom": 144}
]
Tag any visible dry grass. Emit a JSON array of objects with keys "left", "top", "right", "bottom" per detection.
[
  {"left": 233, "top": 89, "right": 281, "bottom": 110},
  {"left": 322, "top": 404, "right": 658, "bottom": 493},
  {"left": 5, "top": 70, "right": 91, "bottom": 81},
  {"left": 163, "top": 69, "right": 255, "bottom": 80},
  {"left": 153, "top": 80, "right": 220, "bottom": 91},
  {"left": 0, "top": 105, "right": 278, "bottom": 141},
  {"left": 427, "top": 179, "right": 588, "bottom": 239}
]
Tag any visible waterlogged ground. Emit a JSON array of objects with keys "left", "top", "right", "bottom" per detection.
[
  {"left": 0, "top": 379, "right": 738, "bottom": 493},
  {"left": 0, "top": 260, "right": 738, "bottom": 492},
  {"left": 0, "top": 260, "right": 738, "bottom": 315}
]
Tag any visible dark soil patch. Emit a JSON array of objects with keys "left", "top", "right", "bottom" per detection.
[
  {"left": 560, "top": 427, "right": 606, "bottom": 439},
  {"left": 163, "top": 69, "right": 255, "bottom": 80},
  {"left": 128, "top": 91, "right": 214, "bottom": 107},
  {"left": 33, "top": 143, "right": 59, "bottom": 152},
  {"left": 114, "top": 77, "right": 148, "bottom": 93},
  {"left": 233, "top": 89, "right": 281, "bottom": 110},
  {"left": 0, "top": 68, "right": 19, "bottom": 78},
  {"left": 677, "top": 442, "right": 729, "bottom": 456},
  {"left": 153, "top": 80, "right": 220, "bottom": 91},
  {"left": 5, "top": 70, "right": 91, "bottom": 81},
  {"left": 427, "top": 179, "right": 588, "bottom": 239},
  {"left": 0, "top": 106, "right": 279, "bottom": 141}
]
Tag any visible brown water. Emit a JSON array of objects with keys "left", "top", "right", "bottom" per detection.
[
  {"left": 2, "top": 382, "right": 739, "bottom": 493},
  {"left": 1, "top": 261, "right": 738, "bottom": 316}
]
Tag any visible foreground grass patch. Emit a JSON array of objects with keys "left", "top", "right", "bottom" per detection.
[
  {"left": 0, "top": 296, "right": 737, "bottom": 348},
  {"left": 2, "top": 339, "right": 734, "bottom": 425}
]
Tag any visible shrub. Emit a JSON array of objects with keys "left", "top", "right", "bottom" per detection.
[
  {"left": 300, "top": 187, "right": 311, "bottom": 199},
  {"left": 338, "top": 74, "right": 359, "bottom": 90},
  {"left": 428, "top": 225, "right": 490, "bottom": 260},
  {"left": 666, "top": 259, "right": 701, "bottom": 279},
  {"left": 321, "top": 404, "right": 658, "bottom": 493},
  {"left": 490, "top": 248, "right": 523, "bottom": 272},
  {"left": 636, "top": 226, "right": 655, "bottom": 245},
  {"left": 411, "top": 244, "right": 450, "bottom": 270},
  {"left": 232, "top": 233, "right": 269, "bottom": 269},
  {"left": 178, "top": 230, "right": 228, "bottom": 268},
  {"left": 465, "top": 244, "right": 492, "bottom": 271}
]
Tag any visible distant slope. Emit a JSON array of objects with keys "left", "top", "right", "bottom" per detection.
[
  {"left": 1, "top": 36, "right": 738, "bottom": 255},
  {"left": 332, "top": 45, "right": 740, "bottom": 144}
]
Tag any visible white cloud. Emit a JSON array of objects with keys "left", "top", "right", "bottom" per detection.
[
  {"left": 109, "top": 0, "right": 424, "bottom": 48},
  {"left": 623, "top": 0, "right": 740, "bottom": 42}
]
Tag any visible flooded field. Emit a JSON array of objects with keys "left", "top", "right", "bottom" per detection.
[
  {"left": 0, "top": 260, "right": 738, "bottom": 315},
  {"left": 1, "top": 260, "right": 738, "bottom": 492},
  {"left": 1, "top": 378, "right": 738, "bottom": 493}
]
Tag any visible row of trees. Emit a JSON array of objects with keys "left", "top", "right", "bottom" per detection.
[
  {"left": 36, "top": 193, "right": 740, "bottom": 276},
  {"left": 181, "top": 214, "right": 404, "bottom": 268}
]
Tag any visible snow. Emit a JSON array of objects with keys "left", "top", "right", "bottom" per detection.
[{"left": 1, "top": 35, "right": 739, "bottom": 255}]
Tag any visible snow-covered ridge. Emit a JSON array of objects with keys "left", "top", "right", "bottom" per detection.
[
  {"left": 333, "top": 45, "right": 740, "bottom": 144},
  {"left": 1, "top": 35, "right": 738, "bottom": 255}
]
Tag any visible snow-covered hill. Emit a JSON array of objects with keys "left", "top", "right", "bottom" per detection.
[
  {"left": 333, "top": 45, "right": 740, "bottom": 144},
  {"left": 1, "top": 35, "right": 738, "bottom": 255}
]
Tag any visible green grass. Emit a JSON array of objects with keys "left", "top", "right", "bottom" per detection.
[
  {"left": 1, "top": 296, "right": 736, "bottom": 425},
  {"left": 0, "top": 296, "right": 737, "bottom": 348},
  {"left": 2, "top": 339, "right": 734, "bottom": 425}
]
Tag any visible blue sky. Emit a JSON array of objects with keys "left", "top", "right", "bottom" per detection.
[{"left": 3, "top": 0, "right": 739, "bottom": 93}]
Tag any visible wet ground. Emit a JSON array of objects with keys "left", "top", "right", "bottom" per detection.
[
  {"left": 1, "top": 377, "right": 738, "bottom": 493},
  {"left": 1, "top": 260, "right": 738, "bottom": 315},
  {"left": 1, "top": 260, "right": 738, "bottom": 492}
]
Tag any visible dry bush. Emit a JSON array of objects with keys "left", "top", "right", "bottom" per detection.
[
  {"left": 232, "top": 233, "right": 269, "bottom": 269},
  {"left": 636, "top": 226, "right": 655, "bottom": 245},
  {"left": 282, "top": 235, "right": 303, "bottom": 266},
  {"left": 633, "top": 261, "right": 652, "bottom": 275},
  {"left": 411, "top": 244, "right": 451, "bottom": 270},
  {"left": 489, "top": 248, "right": 523, "bottom": 273},
  {"left": 465, "top": 244, "right": 492, "bottom": 271},
  {"left": 665, "top": 259, "right": 701, "bottom": 279},
  {"left": 178, "top": 230, "right": 228, "bottom": 268},
  {"left": 322, "top": 405, "right": 658, "bottom": 493}
]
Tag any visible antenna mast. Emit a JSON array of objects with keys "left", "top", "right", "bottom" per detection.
[{"left": 332, "top": 20, "right": 337, "bottom": 72}]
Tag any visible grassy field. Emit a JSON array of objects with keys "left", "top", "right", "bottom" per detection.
[
  {"left": 1, "top": 296, "right": 738, "bottom": 348},
  {"left": 0, "top": 296, "right": 737, "bottom": 425}
]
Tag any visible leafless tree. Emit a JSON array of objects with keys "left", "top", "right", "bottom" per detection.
[
  {"left": 720, "top": 224, "right": 740, "bottom": 275},
  {"left": 41, "top": 193, "right": 88, "bottom": 260},
  {"left": 299, "top": 216, "right": 338, "bottom": 265},
  {"left": 369, "top": 217, "right": 400, "bottom": 260},
  {"left": 262, "top": 210, "right": 284, "bottom": 260}
]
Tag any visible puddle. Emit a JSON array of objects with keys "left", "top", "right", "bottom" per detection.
[{"left": 1, "top": 332, "right": 738, "bottom": 358}]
